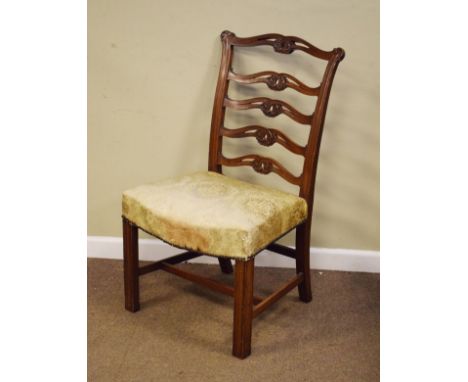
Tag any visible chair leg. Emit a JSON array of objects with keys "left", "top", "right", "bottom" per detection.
[
  {"left": 218, "top": 258, "right": 233, "bottom": 274},
  {"left": 232, "top": 258, "right": 254, "bottom": 359},
  {"left": 123, "top": 217, "right": 140, "bottom": 312},
  {"left": 296, "top": 221, "right": 312, "bottom": 302}
]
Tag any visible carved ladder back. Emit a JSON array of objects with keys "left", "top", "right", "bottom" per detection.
[{"left": 208, "top": 31, "right": 345, "bottom": 212}]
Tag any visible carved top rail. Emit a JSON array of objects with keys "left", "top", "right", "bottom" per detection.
[
  {"left": 221, "top": 30, "right": 343, "bottom": 60},
  {"left": 228, "top": 70, "right": 320, "bottom": 96},
  {"left": 224, "top": 97, "right": 313, "bottom": 125}
]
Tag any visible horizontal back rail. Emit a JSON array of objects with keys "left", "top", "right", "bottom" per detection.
[
  {"left": 220, "top": 125, "right": 306, "bottom": 156},
  {"left": 225, "top": 31, "right": 336, "bottom": 60},
  {"left": 224, "top": 97, "right": 313, "bottom": 125},
  {"left": 228, "top": 70, "right": 319, "bottom": 96},
  {"left": 219, "top": 154, "right": 302, "bottom": 185}
]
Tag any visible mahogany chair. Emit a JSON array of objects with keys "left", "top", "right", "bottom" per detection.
[{"left": 122, "top": 31, "right": 345, "bottom": 359}]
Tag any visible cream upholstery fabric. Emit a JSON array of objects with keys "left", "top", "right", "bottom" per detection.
[{"left": 122, "top": 171, "right": 307, "bottom": 260}]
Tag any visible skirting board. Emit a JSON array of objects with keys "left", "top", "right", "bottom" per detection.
[{"left": 88, "top": 236, "right": 379, "bottom": 273}]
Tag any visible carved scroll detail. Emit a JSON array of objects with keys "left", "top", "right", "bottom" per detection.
[
  {"left": 220, "top": 30, "right": 235, "bottom": 41},
  {"left": 273, "top": 37, "right": 296, "bottom": 54},
  {"left": 265, "top": 73, "right": 288, "bottom": 90},
  {"left": 261, "top": 100, "right": 283, "bottom": 117},
  {"left": 252, "top": 158, "right": 273, "bottom": 174},
  {"left": 255, "top": 127, "right": 277, "bottom": 146}
]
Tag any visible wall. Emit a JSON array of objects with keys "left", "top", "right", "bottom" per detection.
[{"left": 88, "top": 0, "right": 379, "bottom": 250}]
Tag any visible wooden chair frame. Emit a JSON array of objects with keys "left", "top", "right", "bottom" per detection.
[{"left": 123, "top": 31, "right": 345, "bottom": 359}]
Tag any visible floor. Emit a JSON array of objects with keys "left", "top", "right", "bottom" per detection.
[{"left": 88, "top": 258, "right": 379, "bottom": 381}]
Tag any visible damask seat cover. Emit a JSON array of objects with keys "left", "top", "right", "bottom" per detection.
[{"left": 122, "top": 171, "right": 307, "bottom": 260}]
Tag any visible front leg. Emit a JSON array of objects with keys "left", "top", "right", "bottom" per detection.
[
  {"left": 232, "top": 258, "right": 255, "bottom": 358},
  {"left": 123, "top": 217, "right": 140, "bottom": 312}
]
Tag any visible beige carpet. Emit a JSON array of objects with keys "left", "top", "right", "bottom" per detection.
[{"left": 88, "top": 258, "right": 379, "bottom": 381}]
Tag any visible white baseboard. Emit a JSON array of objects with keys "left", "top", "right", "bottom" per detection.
[{"left": 87, "top": 236, "right": 379, "bottom": 273}]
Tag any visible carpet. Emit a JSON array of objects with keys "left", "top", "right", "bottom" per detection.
[{"left": 88, "top": 259, "right": 379, "bottom": 381}]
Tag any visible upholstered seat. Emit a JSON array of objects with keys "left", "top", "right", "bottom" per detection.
[{"left": 123, "top": 171, "right": 307, "bottom": 260}]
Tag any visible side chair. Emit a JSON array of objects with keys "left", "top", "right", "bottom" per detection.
[{"left": 122, "top": 31, "right": 345, "bottom": 359}]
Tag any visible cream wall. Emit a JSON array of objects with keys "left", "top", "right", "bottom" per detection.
[{"left": 88, "top": 0, "right": 379, "bottom": 250}]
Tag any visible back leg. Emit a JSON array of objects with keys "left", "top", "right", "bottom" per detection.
[
  {"left": 218, "top": 258, "right": 233, "bottom": 274},
  {"left": 295, "top": 221, "right": 312, "bottom": 302}
]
